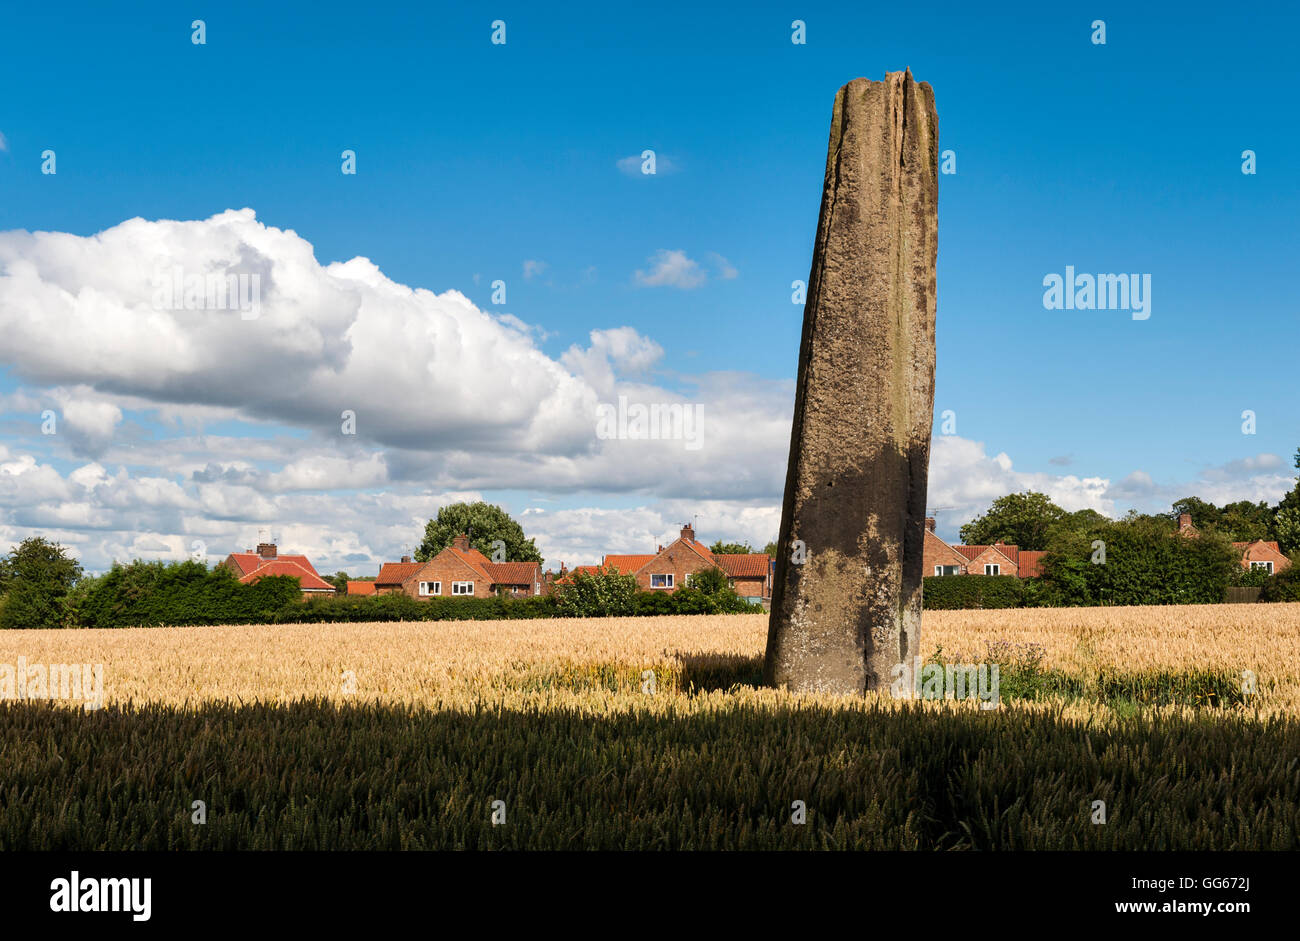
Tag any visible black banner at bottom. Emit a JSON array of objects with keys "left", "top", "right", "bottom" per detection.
[{"left": 0, "top": 850, "right": 1280, "bottom": 928}]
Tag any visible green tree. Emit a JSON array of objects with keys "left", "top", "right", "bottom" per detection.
[
  {"left": 415, "top": 502, "right": 542, "bottom": 563},
  {"left": 709, "top": 540, "right": 753, "bottom": 555},
  {"left": 687, "top": 566, "right": 729, "bottom": 595},
  {"left": 959, "top": 492, "right": 1066, "bottom": 551},
  {"left": 1057, "top": 508, "right": 1110, "bottom": 539},
  {"left": 1218, "top": 500, "right": 1273, "bottom": 542},
  {"left": 762, "top": 541, "right": 778, "bottom": 557},
  {"left": 0, "top": 537, "right": 84, "bottom": 630},
  {"left": 1167, "top": 496, "right": 1271, "bottom": 542},
  {"left": 1274, "top": 449, "right": 1300, "bottom": 554},
  {"left": 1170, "top": 496, "right": 1220, "bottom": 532}
]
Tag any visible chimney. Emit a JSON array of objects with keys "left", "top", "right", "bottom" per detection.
[
  {"left": 680, "top": 523, "right": 695, "bottom": 543},
  {"left": 1178, "top": 513, "right": 1194, "bottom": 533},
  {"left": 401, "top": 555, "right": 412, "bottom": 564},
  {"left": 925, "top": 517, "right": 936, "bottom": 533},
  {"left": 256, "top": 542, "right": 277, "bottom": 559}
]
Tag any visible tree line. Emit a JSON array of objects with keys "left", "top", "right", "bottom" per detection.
[{"left": 958, "top": 448, "right": 1300, "bottom": 554}]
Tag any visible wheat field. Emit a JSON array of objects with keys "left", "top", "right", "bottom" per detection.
[
  {"left": 1, "top": 603, "right": 1297, "bottom": 714},
  {"left": 4, "top": 605, "right": 1300, "bottom": 849}
]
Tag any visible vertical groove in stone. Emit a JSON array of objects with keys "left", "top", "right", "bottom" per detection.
[{"left": 764, "top": 71, "right": 938, "bottom": 695}]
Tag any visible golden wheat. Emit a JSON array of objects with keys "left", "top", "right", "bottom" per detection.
[{"left": 1, "top": 604, "right": 1297, "bottom": 714}]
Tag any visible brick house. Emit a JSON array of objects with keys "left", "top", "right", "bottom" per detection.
[
  {"left": 922, "top": 520, "right": 1045, "bottom": 578},
  {"left": 600, "top": 524, "right": 772, "bottom": 603},
  {"left": 1176, "top": 513, "right": 1291, "bottom": 574},
  {"left": 218, "top": 542, "right": 336, "bottom": 596},
  {"left": 367, "top": 534, "right": 543, "bottom": 599}
]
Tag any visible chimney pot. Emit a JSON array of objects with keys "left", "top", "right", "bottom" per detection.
[
  {"left": 680, "top": 523, "right": 695, "bottom": 543},
  {"left": 401, "top": 555, "right": 412, "bottom": 564}
]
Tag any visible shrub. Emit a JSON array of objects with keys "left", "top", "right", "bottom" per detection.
[
  {"left": 1231, "top": 564, "right": 1274, "bottom": 588},
  {"left": 1260, "top": 565, "right": 1300, "bottom": 603},
  {"left": 686, "top": 566, "right": 729, "bottom": 596},
  {"left": 553, "top": 567, "right": 639, "bottom": 618}
]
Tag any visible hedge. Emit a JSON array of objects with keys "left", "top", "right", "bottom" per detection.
[
  {"left": 62, "top": 560, "right": 762, "bottom": 628},
  {"left": 73, "top": 561, "right": 302, "bottom": 629},
  {"left": 1038, "top": 526, "right": 1239, "bottom": 606},
  {"left": 921, "top": 575, "right": 1024, "bottom": 610},
  {"left": 285, "top": 593, "right": 557, "bottom": 623}
]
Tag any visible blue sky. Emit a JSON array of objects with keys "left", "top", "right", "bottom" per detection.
[{"left": 1, "top": 1, "right": 1297, "bottom": 571}]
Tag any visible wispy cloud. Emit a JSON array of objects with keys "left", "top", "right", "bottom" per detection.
[
  {"left": 633, "top": 249, "right": 706, "bottom": 289},
  {"left": 522, "top": 259, "right": 547, "bottom": 280},
  {"left": 707, "top": 252, "right": 738, "bottom": 280},
  {"left": 0, "top": 131, "right": 8, "bottom": 153}
]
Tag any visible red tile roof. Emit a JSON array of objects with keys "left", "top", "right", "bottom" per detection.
[
  {"left": 376, "top": 562, "right": 424, "bottom": 585},
  {"left": 954, "top": 544, "right": 1020, "bottom": 565},
  {"left": 346, "top": 580, "right": 377, "bottom": 596},
  {"left": 445, "top": 546, "right": 493, "bottom": 581},
  {"left": 1233, "top": 540, "right": 1282, "bottom": 552},
  {"left": 550, "top": 564, "right": 602, "bottom": 586},
  {"left": 226, "top": 552, "right": 321, "bottom": 578},
  {"left": 602, "top": 554, "right": 655, "bottom": 574},
  {"left": 485, "top": 561, "right": 541, "bottom": 585},
  {"left": 679, "top": 538, "right": 718, "bottom": 565},
  {"left": 237, "top": 559, "right": 335, "bottom": 592},
  {"left": 716, "top": 553, "right": 771, "bottom": 577},
  {"left": 1017, "top": 551, "right": 1047, "bottom": 578}
]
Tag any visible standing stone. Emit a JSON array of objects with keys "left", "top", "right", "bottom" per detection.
[{"left": 764, "top": 71, "right": 938, "bottom": 695}]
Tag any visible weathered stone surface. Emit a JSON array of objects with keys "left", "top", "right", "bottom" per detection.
[{"left": 764, "top": 70, "right": 938, "bottom": 695}]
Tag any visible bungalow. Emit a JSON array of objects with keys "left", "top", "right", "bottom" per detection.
[
  {"left": 218, "top": 542, "right": 337, "bottom": 596},
  {"left": 369, "top": 534, "right": 543, "bottom": 599},
  {"left": 922, "top": 520, "right": 1045, "bottom": 579},
  {"left": 1176, "top": 513, "right": 1291, "bottom": 574},
  {"left": 601, "top": 524, "right": 772, "bottom": 603}
]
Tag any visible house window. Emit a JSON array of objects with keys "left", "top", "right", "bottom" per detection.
[
  {"left": 934, "top": 565, "right": 960, "bottom": 577},
  {"left": 419, "top": 581, "right": 441, "bottom": 596},
  {"left": 984, "top": 564, "right": 1000, "bottom": 575},
  {"left": 650, "top": 574, "right": 674, "bottom": 589},
  {"left": 1251, "top": 561, "right": 1274, "bottom": 574},
  {"left": 452, "top": 581, "right": 474, "bottom": 595}
]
